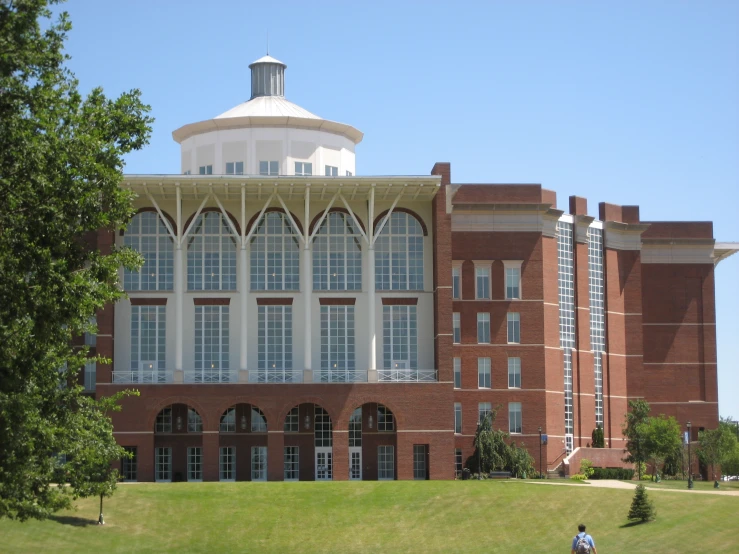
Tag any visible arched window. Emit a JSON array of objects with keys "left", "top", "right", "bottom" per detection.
[
  {"left": 187, "top": 211, "right": 237, "bottom": 291},
  {"left": 188, "top": 408, "right": 203, "bottom": 433},
  {"left": 375, "top": 212, "right": 424, "bottom": 291},
  {"left": 220, "top": 408, "right": 235, "bottom": 432},
  {"left": 313, "top": 211, "right": 362, "bottom": 290},
  {"left": 155, "top": 407, "right": 172, "bottom": 433},
  {"left": 250, "top": 211, "right": 299, "bottom": 291},
  {"left": 123, "top": 211, "right": 174, "bottom": 291},
  {"left": 377, "top": 404, "right": 395, "bottom": 432},
  {"left": 251, "top": 407, "right": 267, "bottom": 432}
]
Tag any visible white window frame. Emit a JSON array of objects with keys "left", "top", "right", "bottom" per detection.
[
  {"left": 251, "top": 446, "right": 267, "bottom": 481},
  {"left": 374, "top": 212, "right": 425, "bottom": 291},
  {"left": 123, "top": 211, "right": 174, "bottom": 292},
  {"left": 294, "top": 161, "right": 312, "bottom": 176},
  {"left": 478, "top": 402, "right": 492, "bottom": 424},
  {"left": 251, "top": 407, "right": 267, "bottom": 433},
  {"left": 453, "top": 357, "right": 461, "bottom": 389},
  {"left": 346, "top": 170, "right": 353, "bottom": 176},
  {"left": 198, "top": 165, "right": 213, "bottom": 175},
  {"left": 259, "top": 161, "right": 279, "bottom": 176},
  {"left": 258, "top": 305, "right": 292, "bottom": 381},
  {"left": 474, "top": 262, "right": 491, "bottom": 300},
  {"left": 477, "top": 312, "right": 490, "bottom": 344},
  {"left": 477, "top": 357, "right": 491, "bottom": 389},
  {"left": 130, "top": 305, "right": 166, "bottom": 379},
  {"left": 452, "top": 263, "right": 462, "bottom": 300},
  {"left": 284, "top": 407, "right": 299, "bottom": 432},
  {"left": 509, "top": 402, "right": 522, "bottom": 434},
  {"left": 508, "top": 357, "right": 521, "bottom": 389},
  {"left": 84, "top": 361, "right": 96, "bottom": 392},
  {"left": 194, "top": 305, "right": 230, "bottom": 383},
  {"left": 507, "top": 312, "right": 521, "bottom": 344},
  {"left": 188, "top": 408, "right": 203, "bottom": 433},
  {"left": 225, "top": 161, "right": 244, "bottom": 175},
  {"left": 453, "top": 312, "right": 461, "bottom": 344},
  {"left": 503, "top": 260, "right": 523, "bottom": 300},
  {"left": 454, "top": 402, "right": 462, "bottom": 434},
  {"left": 155, "top": 447, "right": 172, "bottom": 482},
  {"left": 325, "top": 165, "right": 338, "bottom": 176},
  {"left": 284, "top": 446, "right": 299, "bottom": 481},
  {"left": 187, "top": 446, "right": 202, "bottom": 482},
  {"left": 382, "top": 305, "right": 417, "bottom": 371},
  {"left": 313, "top": 211, "right": 362, "bottom": 291},
  {"left": 219, "top": 446, "right": 235, "bottom": 481},
  {"left": 320, "top": 305, "right": 355, "bottom": 382},
  {"left": 250, "top": 211, "right": 300, "bottom": 291},
  {"left": 378, "top": 445, "right": 395, "bottom": 480},
  {"left": 187, "top": 211, "right": 238, "bottom": 291}
]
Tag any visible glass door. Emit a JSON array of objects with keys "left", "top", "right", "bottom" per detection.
[
  {"left": 315, "top": 447, "right": 333, "bottom": 481},
  {"left": 349, "top": 447, "right": 362, "bottom": 480}
]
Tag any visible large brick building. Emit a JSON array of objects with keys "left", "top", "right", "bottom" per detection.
[{"left": 87, "top": 55, "right": 737, "bottom": 482}]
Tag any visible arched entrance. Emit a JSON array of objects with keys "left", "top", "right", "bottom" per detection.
[
  {"left": 218, "top": 403, "right": 268, "bottom": 481},
  {"left": 153, "top": 403, "right": 203, "bottom": 482},
  {"left": 283, "top": 403, "right": 332, "bottom": 481},
  {"left": 349, "top": 403, "right": 397, "bottom": 481}
]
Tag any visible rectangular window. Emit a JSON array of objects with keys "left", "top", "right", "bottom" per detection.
[
  {"left": 130, "top": 305, "right": 166, "bottom": 382},
  {"left": 155, "top": 447, "right": 172, "bottom": 482},
  {"left": 258, "top": 306, "right": 292, "bottom": 382},
  {"left": 319, "top": 306, "right": 355, "bottom": 382},
  {"left": 452, "top": 266, "right": 461, "bottom": 299},
  {"left": 284, "top": 407, "right": 299, "bottom": 432},
  {"left": 346, "top": 170, "right": 353, "bottom": 177},
  {"left": 284, "top": 446, "right": 299, "bottom": 481},
  {"left": 509, "top": 402, "right": 522, "bottom": 434},
  {"left": 478, "top": 402, "right": 492, "bottom": 424},
  {"left": 198, "top": 165, "right": 213, "bottom": 175},
  {"left": 455, "top": 449, "right": 463, "bottom": 477},
  {"left": 84, "top": 361, "right": 96, "bottom": 392},
  {"left": 478, "top": 357, "right": 491, "bottom": 388},
  {"left": 219, "top": 447, "right": 235, "bottom": 481},
  {"left": 225, "top": 161, "right": 244, "bottom": 175},
  {"left": 507, "top": 312, "right": 520, "bottom": 344},
  {"left": 453, "top": 357, "right": 461, "bottom": 389},
  {"left": 378, "top": 446, "right": 395, "bottom": 480},
  {"left": 294, "top": 161, "right": 312, "bottom": 176},
  {"left": 187, "top": 447, "right": 202, "bottom": 481},
  {"left": 194, "top": 305, "right": 230, "bottom": 383},
  {"left": 477, "top": 312, "right": 490, "bottom": 344},
  {"left": 155, "top": 407, "right": 172, "bottom": 433},
  {"left": 382, "top": 305, "right": 417, "bottom": 371},
  {"left": 259, "top": 161, "right": 279, "bottom": 176},
  {"left": 454, "top": 403, "right": 462, "bottom": 434},
  {"left": 413, "top": 445, "right": 428, "bottom": 480},
  {"left": 378, "top": 405, "right": 395, "bottom": 432},
  {"left": 505, "top": 266, "right": 521, "bottom": 299},
  {"left": 508, "top": 357, "right": 521, "bottom": 388},
  {"left": 122, "top": 447, "right": 137, "bottom": 481},
  {"left": 453, "top": 312, "right": 461, "bottom": 344},
  {"left": 251, "top": 446, "right": 267, "bottom": 481},
  {"left": 325, "top": 165, "right": 338, "bottom": 176},
  {"left": 475, "top": 266, "right": 490, "bottom": 299},
  {"left": 85, "top": 315, "right": 97, "bottom": 347},
  {"left": 184, "top": 170, "right": 191, "bottom": 175}
]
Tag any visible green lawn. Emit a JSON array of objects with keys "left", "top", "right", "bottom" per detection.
[{"left": 1, "top": 481, "right": 737, "bottom": 553}]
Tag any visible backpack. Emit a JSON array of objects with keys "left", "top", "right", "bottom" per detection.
[{"left": 575, "top": 533, "right": 591, "bottom": 554}]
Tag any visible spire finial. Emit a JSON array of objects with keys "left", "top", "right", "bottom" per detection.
[{"left": 266, "top": 31, "right": 269, "bottom": 55}]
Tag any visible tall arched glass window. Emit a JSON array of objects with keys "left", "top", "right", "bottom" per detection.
[
  {"left": 250, "top": 211, "right": 299, "bottom": 291},
  {"left": 313, "top": 211, "right": 362, "bottom": 291},
  {"left": 375, "top": 212, "right": 424, "bottom": 291},
  {"left": 123, "top": 211, "right": 174, "bottom": 291},
  {"left": 187, "top": 212, "right": 237, "bottom": 291}
]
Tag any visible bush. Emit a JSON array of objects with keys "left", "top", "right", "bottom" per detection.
[
  {"left": 580, "top": 459, "right": 595, "bottom": 478},
  {"left": 627, "top": 483, "right": 656, "bottom": 523},
  {"left": 570, "top": 473, "right": 587, "bottom": 481},
  {"left": 591, "top": 467, "right": 636, "bottom": 480}
]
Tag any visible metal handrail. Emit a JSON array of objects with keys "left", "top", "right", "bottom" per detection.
[
  {"left": 248, "top": 369, "right": 304, "bottom": 384},
  {"left": 183, "top": 370, "right": 238, "bottom": 384},
  {"left": 313, "top": 370, "right": 368, "bottom": 383},
  {"left": 112, "top": 370, "right": 173, "bottom": 384}
]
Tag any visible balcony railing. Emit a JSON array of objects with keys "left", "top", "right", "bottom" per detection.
[
  {"left": 112, "top": 370, "right": 173, "bottom": 384},
  {"left": 248, "top": 369, "right": 304, "bottom": 384},
  {"left": 378, "top": 368, "right": 437, "bottom": 383},
  {"left": 313, "top": 370, "right": 368, "bottom": 383},
  {"left": 183, "top": 370, "right": 238, "bottom": 384}
]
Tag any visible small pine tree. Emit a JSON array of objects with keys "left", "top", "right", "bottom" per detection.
[{"left": 627, "top": 483, "right": 656, "bottom": 523}]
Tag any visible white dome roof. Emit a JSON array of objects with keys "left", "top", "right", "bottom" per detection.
[{"left": 215, "top": 95, "right": 320, "bottom": 120}]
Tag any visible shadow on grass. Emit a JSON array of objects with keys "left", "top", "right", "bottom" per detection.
[
  {"left": 49, "top": 515, "right": 97, "bottom": 527},
  {"left": 620, "top": 520, "right": 653, "bottom": 528}
]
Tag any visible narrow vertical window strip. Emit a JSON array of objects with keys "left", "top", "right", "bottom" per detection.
[
  {"left": 588, "top": 228, "right": 605, "bottom": 428},
  {"left": 557, "top": 221, "right": 575, "bottom": 447}
]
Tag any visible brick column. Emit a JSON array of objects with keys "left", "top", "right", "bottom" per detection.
[
  {"left": 332, "top": 432, "right": 349, "bottom": 481},
  {"left": 137, "top": 436, "right": 155, "bottom": 482},
  {"left": 96, "top": 228, "right": 116, "bottom": 384},
  {"left": 267, "top": 432, "right": 285, "bottom": 481},
  {"left": 202, "top": 433, "right": 220, "bottom": 481},
  {"left": 430, "top": 163, "right": 452, "bottom": 382}
]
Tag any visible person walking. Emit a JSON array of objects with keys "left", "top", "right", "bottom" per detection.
[{"left": 571, "top": 524, "right": 597, "bottom": 554}]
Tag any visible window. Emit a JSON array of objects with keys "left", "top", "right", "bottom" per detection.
[
  {"left": 84, "top": 361, "right": 96, "bottom": 392},
  {"left": 452, "top": 265, "right": 461, "bottom": 299},
  {"left": 250, "top": 211, "right": 300, "bottom": 291},
  {"left": 588, "top": 228, "right": 605, "bottom": 428},
  {"left": 198, "top": 165, "right": 213, "bottom": 175},
  {"left": 349, "top": 408, "right": 362, "bottom": 447},
  {"left": 508, "top": 357, "right": 521, "bottom": 388},
  {"left": 346, "top": 170, "right": 353, "bottom": 177},
  {"left": 313, "top": 211, "right": 362, "bottom": 291},
  {"left": 258, "top": 305, "right": 292, "bottom": 381},
  {"left": 505, "top": 262, "right": 522, "bottom": 299},
  {"left": 130, "top": 305, "right": 166, "bottom": 380},
  {"left": 220, "top": 408, "right": 235, "bottom": 432},
  {"left": 375, "top": 212, "right": 424, "bottom": 291},
  {"left": 123, "top": 211, "right": 174, "bottom": 291},
  {"left": 478, "top": 402, "right": 492, "bottom": 424},
  {"left": 251, "top": 407, "right": 267, "bottom": 433},
  {"left": 319, "top": 306, "right": 355, "bottom": 382},
  {"left": 378, "top": 405, "right": 395, "bottom": 432},
  {"left": 251, "top": 446, "right": 267, "bottom": 481},
  {"left": 454, "top": 403, "right": 462, "bottom": 434},
  {"left": 477, "top": 313, "right": 490, "bottom": 344},
  {"left": 455, "top": 449, "right": 463, "bottom": 477},
  {"left": 259, "top": 161, "right": 279, "bottom": 176},
  {"left": 478, "top": 358, "right": 491, "bottom": 388},
  {"left": 85, "top": 315, "right": 97, "bottom": 347},
  {"left": 220, "top": 447, "right": 235, "bottom": 481},
  {"left": 509, "top": 402, "right": 522, "bottom": 434},
  {"left": 314, "top": 406, "right": 333, "bottom": 447},
  {"left": 184, "top": 170, "right": 191, "bottom": 175},
  {"left": 284, "top": 446, "right": 299, "bottom": 481},
  {"left": 294, "top": 161, "right": 312, "bottom": 176},
  {"left": 378, "top": 446, "right": 395, "bottom": 480},
  {"left": 383, "top": 305, "right": 417, "bottom": 370},
  {"left": 453, "top": 312, "right": 461, "bottom": 344},
  {"left": 225, "top": 161, "right": 244, "bottom": 175},
  {"left": 325, "top": 165, "right": 338, "bottom": 176},
  {"left": 194, "top": 305, "right": 230, "bottom": 383},
  {"left": 475, "top": 266, "right": 490, "bottom": 299},
  {"left": 284, "top": 407, "right": 299, "bottom": 432},
  {"left": 155, "top": 447, "right": 172, "bottom": 482},
  {"left": 507, "top": 312, "right": 520, "bottom": 344},
  {"left": 187, "top": 211, "right": 237, "bottom": 291},
  {"left": 187, "top": 447, "right": 202, "bottom": 481},
  {"left": 155, "top": 407, "right": 172, "bottom": 433},
  {"left": 413, "top": 445, "right": 427, "bottom": 480},
  {"left": 188, "top": 408, "right": 203, "bottom": 433},
  {"left": 453, "top": 358, "right": 461, "bottom": 388},
  {"left": 122, "top": 447, "right": 137, "bottom": 481}
]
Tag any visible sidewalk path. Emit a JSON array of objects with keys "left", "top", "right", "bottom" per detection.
[{"left": 519, "top": 479, "right": 739, "bottom": 496}]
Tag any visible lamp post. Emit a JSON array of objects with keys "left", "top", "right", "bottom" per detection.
[
  {"left": 538, "top": 426, "right": 543, "bottom": 479},
  {"left": 687, "top": 421, "right": 693, "bottom": 489}
]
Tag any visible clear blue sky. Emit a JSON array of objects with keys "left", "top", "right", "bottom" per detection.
[{"left": 59, "top": 0, "right": 738, "bottom": 418}]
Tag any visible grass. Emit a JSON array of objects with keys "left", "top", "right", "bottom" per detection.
[{"left": 1, "top": 481, "right": 738, "bottom": 553}]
